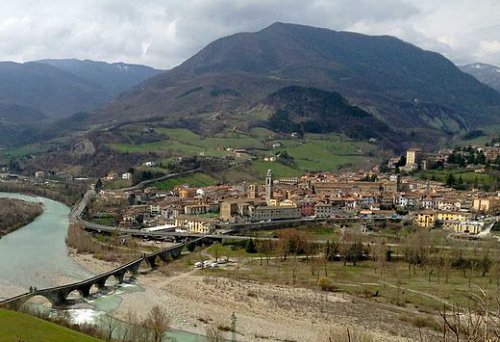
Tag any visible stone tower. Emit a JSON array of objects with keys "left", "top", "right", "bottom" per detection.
[
  {"left": 248, "top": 184, "right": 257, "bottom": 199},
  {"left": 265, "top": 169, "right": 273, "bottom": 204}
]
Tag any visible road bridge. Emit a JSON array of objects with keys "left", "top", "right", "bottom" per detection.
[{"left": 79, "top": 216, "right": 392, "bottom": 241}]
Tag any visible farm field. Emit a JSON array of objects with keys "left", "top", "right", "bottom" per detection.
[
  {"left": 153, "top": 172, "right": 217, "bottom": 190},
  {"left": 110, "top": 127, "right": 380, "bottom": 178}
]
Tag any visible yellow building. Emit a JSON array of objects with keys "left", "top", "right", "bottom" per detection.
[
  {"left": 415, "top": 211, "right": 470, "bottom": 229},
  {"left": 406, "top": 149, "right": 422, "bottom": 168},
  {"left": 472, "top": 197, "right": 500, "bottom": 213},
  {"left": 415, "top": 212, "right": 435, "bottom": 228},
  {"left": 444, "top": 221, "right": 484, "bottom": 234},
  {"left": 175, "top": 215, "right": 215, "bottom": 234},
  {"left": 436, "top": 212, "right": 470, "bottom": 222}
]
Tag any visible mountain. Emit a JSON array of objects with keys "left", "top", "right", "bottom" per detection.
[
  {"left": 95, "top": 22, "right": 500, "bottom": 142},
  {"left": 0, "top": 103, "right": 47, "bottom": 146},
  {"left": 460, "top": 63, "right": 500, "bottom": 92},
  {"left": 265, "top": 86, "right": 394, "bottom": 141},
  {"left": 0, "top": 60, "right": 161, "bottom": 120},
  {"left": 0, "top": 59, "right": 161, "bottom": 147},
  {"left": 0, "top": 61, "right": 107, "bottom": 119},
  {"left": 36, "top": 59, "right": 162, "bottom": 99}
]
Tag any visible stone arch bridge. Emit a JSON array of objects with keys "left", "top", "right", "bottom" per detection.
[{"left": 0, "top": 237, "right": 208, "bottom": 310}]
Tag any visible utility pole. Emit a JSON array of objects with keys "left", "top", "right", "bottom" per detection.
[{"left": 231, "top": 312, "right": 237, "bottom": 342}]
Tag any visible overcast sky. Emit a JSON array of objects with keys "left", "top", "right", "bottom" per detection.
[{"left": 0, "top": 0, "right": 499, "bottom": 69}]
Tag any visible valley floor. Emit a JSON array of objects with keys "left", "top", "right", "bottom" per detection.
[{"left": 72, "top": 253, "right": 438, "bottom": 342}]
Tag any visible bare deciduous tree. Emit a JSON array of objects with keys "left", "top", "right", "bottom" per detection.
[
  {"left": 99, "top": 314, "right": 119, "bottom": 341},
  {"left": 441, "top": 286, "right": 500, "bottom": 341},
  {"left": 143, "top": 305, "right": 171, "bottom": 342}
]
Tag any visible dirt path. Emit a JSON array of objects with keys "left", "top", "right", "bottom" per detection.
[{"left": 379, "top": 280, "right": 452, "bottom": 307}]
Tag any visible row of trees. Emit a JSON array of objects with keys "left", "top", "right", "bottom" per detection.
[
  {"left": 243, "top": 229, "right": 500, "bottom": 287},
  {"left": 447, "top": 150, "right": 487, "bottom": 166}
]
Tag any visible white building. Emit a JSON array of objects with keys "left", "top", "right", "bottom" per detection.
[{"left": 122, "top": 172, "right": 133, "bottom": 180}]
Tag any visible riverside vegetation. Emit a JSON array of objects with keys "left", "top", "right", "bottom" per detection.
[{"left": 0, "top": 198, "right": 43, "bottom": 236}]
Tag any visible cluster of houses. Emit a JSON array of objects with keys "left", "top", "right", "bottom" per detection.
[{"left": 94, "top": 165, "right": 499, "bottom": 236}]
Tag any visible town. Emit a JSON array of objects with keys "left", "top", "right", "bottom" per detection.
[{"left": 78, "top": 144, "right": 499, "bottom": 238}]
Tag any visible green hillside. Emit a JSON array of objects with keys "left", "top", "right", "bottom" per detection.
[
  {"left": 0, "top": 309, "right": 102, "bottom": 342},
  {"left": 107, "top": 125, "right": 380, "bottom": 179}
]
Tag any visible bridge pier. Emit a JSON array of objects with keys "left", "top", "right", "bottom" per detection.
[
  {"left": 145, "top": 255, "right": 158, "bottom": 268},
  {"left": 171, "top": 248, "right": 182, "bottom": 258},
  {"left": 78, "top": 285, "right": 91, "bottom": 298},
  {"left": 129, "top": 263, "right": 140, "bottom": 276},
  {"left": 158, "top": 252, "right": 172, "bottom": 263},
  {"left": 96, "top": 277, "right": 107, "bottom": 289},
  {"left": 113, "top": 270, "right": 125, "bottom": 283}
]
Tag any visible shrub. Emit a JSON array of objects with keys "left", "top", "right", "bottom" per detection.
[{"left": 318, "top": 277, "right": 336, "bottom": 292}]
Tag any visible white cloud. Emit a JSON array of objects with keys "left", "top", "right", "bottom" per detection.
[
  {"left": 0, "top": 0, "right": 498, "bottom": 68},
  {"left": 479, "top": 40, "right": 500, "bottom": 54}
]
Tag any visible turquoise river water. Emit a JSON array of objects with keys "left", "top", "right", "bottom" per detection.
[{"left": 0, "top": 192, "right": 205, "bottom": 341}]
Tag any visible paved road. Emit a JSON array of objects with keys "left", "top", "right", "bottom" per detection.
[
  {"left": 79, "top": 218, "right": 267, "bottom": 241},
  {"left": 119, "top": 168, "right": 201, "bottom": 192}
]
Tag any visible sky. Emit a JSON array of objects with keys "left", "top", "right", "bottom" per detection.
[{"left": 0, "top": 0, "right": 499, "bottom": 69}]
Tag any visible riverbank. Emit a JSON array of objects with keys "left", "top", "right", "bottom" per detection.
[
  {"left": 70, "top": 252, "right": 428, "bottom": 342},
  {"left": 0, "top": 198, "right": 43, "bottom": 237},
  {"left": 0, "top": 192, "right": 92, "bottom": 299},
  {"left": 0, "top": 182, "right": 88, "bottom": 207}
]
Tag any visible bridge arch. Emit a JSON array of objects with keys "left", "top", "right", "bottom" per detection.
[
  {"left": 85, "top": 283, "right": 102, "bottom": 297},
  {"left": 66, "top": 289, "right": 86, "bottom": 302},
  {"left": 20, "top": 295, "right": 54, "bottom": 310},
  {"left": 122, "top": 268, "right": 137, "bottom": 282},
  {"left": 104, "top": 275, "right": 120, "bottom": 287}
]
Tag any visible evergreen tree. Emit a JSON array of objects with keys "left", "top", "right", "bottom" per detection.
[
  {"left": 245, "top": 239, "right": 257, "bottom": 253},
  {"left": 95, "top": 178, "right": 103, "bottom": 192},
  {"left": 475, "top": 151, "right": 487, "bottom": 165},
  {"left": 447, "top": 153, "right": 456, "bottom": 164},
  {"left": 473, "top": 176, "right": 479, "bottom": 189},
  {"left": 495, "top": 155, "right": 500, "bottom": 165},
  {"left": 457, "top": 154, "right": 466, "bottom": 168},
  {"left": 446, "top": 173, "right": 456, "bottom": 187}
]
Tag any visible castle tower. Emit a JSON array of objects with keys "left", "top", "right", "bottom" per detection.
[
  {"left": 265, "top": 169, "right": 273, "bottom": 204},
  {"left": 248, "top": 184, "right": 257, "bottom": 199}
]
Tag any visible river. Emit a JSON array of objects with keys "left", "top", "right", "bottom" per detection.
[
  {"left": 0, "top": 192, "right": 92, "bottom": 297},
  {"left": 0, "top": 192, "right": 205, "bottom": 341}
]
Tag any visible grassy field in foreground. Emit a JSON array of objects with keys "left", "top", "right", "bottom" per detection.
[{"left": 0, "top": 309, "right": 102, "bottom": 342}]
